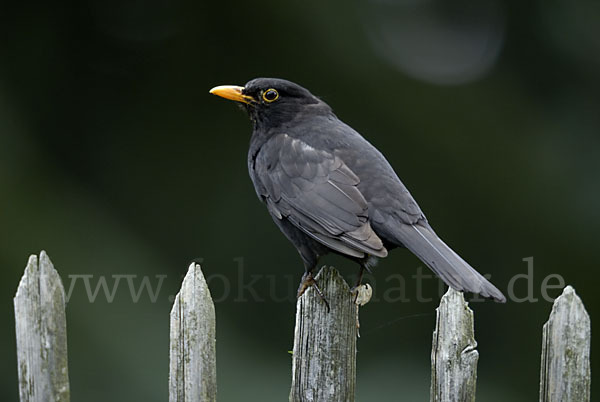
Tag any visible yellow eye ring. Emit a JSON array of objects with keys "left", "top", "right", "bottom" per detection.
[{"left": 262, "top": 89, "right": 279, "bottom": 103}]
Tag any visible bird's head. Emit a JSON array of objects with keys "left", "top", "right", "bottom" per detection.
[{"left": 209, "top": 78, "right": 330, "bottom": 129}]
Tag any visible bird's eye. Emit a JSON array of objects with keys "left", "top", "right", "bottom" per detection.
[{"left": 262, "top": 89, "right": 279, "bottom": 103}]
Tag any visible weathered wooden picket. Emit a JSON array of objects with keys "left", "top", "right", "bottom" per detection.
[{"left": 13, "top": 251, "right": 591, "bottom": 402}]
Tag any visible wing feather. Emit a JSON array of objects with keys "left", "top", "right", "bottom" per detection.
[{"left": 256, "top": 134, "right": 387, "bottom": 258}]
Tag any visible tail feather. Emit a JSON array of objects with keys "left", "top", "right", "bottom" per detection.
[{"left": 391, "top": 223, "right": 506, "bottom": 302}]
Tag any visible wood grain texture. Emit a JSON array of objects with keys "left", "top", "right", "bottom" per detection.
[
  {"left": 539, "top": 286, "right": 590, "bottom": 402},
  {"left": 169, "top": 263, "right": 217, "bottom": 402},
  {"left": 14, "top": 251, "right": 70, "bottom": 402},
  {"left": 430, "top": 288, "right": 478, "bottom": 402},
  {"left": 289, "top": 266, "right": 358, "bottom": 402}
]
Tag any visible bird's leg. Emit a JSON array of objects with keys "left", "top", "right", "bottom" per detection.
[
  {"left": 354, "top": 265, "right": 366, "bottom": 289},
  {"left": 297, "top": 269, "right": 330, "bottom": 312},
  {"left": 351, "top": 263, "right": 372, "bottom": 303},
  {"left": 352, "top": 263, "right": 373, "bottom": 289}
]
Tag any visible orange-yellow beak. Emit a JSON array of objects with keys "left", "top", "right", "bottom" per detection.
[{"left": 209, "top": 85, "right": 255, "bottom": 104}]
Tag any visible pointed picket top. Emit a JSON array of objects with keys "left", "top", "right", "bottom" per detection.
[
  {"left": 169, "top": 263, "right": 217, "bottom": 402},
  {"left": 539, "top": 286, "right": 590, "bottom": 402},
  {"left": 14, "top": 251, "right": 71, "bottom": 402}
]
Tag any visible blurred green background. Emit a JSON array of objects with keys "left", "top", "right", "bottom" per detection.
[{"left": 1, "top": 0, "right": 598, "bottom": 401}]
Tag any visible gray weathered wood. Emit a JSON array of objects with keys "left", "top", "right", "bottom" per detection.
[
  {"left": 430, "top": 288, "right": 478, "bottom": 402},
  {"left": 14, "top": 251, "right": 70, "bottom": 402},
  {"left": 539, "top": 286, "right": 591, "bottom": 402},
  {"left": 290, "top": 266, "right": 359, "bottom": 402},
  {"left": 169, "top": 263, "right": 217, "bottom": 402}
]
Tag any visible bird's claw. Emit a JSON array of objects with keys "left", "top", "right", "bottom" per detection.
[
  {"left": 297, "top": 271, "right": 330, "bottom": 312},
  {"left": 351, "top": 283, "right": 373, "bottom": 306}
]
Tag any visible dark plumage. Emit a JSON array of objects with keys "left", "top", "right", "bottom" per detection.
[{"left": 210, "top": 78, "right": 505, "bottom": 302}]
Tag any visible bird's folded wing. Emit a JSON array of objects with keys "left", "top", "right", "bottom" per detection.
[{"left": 257, "top": 134, "right": 387, "bottom": 259}]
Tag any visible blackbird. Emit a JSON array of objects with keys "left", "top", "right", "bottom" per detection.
[{"left": 210, "top": 78, "right": 505, "bottom": 303}]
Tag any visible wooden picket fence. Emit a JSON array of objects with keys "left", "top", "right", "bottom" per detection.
[{"left": 13, "top": 251, "right": 591, "bottom": 402}]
